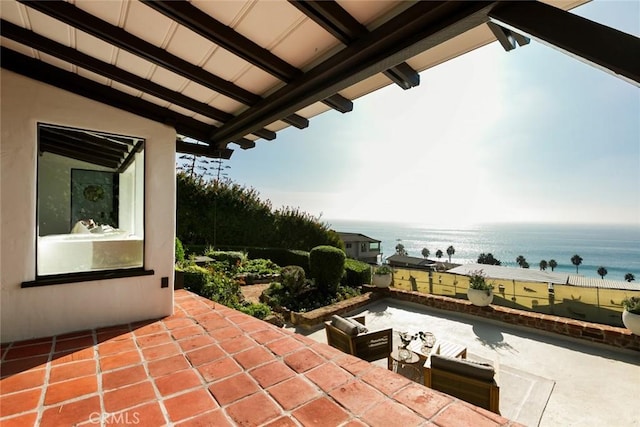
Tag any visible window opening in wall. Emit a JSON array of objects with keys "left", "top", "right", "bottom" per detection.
[{"left": 36, "top": 123, "right": 145, "bottom": 276}]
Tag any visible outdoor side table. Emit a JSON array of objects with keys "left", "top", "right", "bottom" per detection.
[{"left": 388, "top": 348, "right": 423, "bottom": 383}]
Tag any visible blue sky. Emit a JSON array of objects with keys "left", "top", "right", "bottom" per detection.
[{"left": 222, "top": 0, "right": 640, "bottom": 227}]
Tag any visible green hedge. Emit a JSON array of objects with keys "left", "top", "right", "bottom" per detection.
[
  {"left": 309, "top": 246, "right": 345, "bottom": 295},
  {"left": 205, "top": 249, "right": 246, "bottom": 265},
  {"left": 177, "top": 173, "right": 344, "bottom": 251},
  {"left": 247, "top": 248, "right": 310, "bottom": 273},
  {"left": 179, "top": 265, "right": 211, "bottom": 296},
  {"left": 342, "top": 259, "right": 372, "bottom": 287}
]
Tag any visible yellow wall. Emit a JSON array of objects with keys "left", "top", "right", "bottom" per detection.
[{"left": 390, "top": 267, "right": 640, "bottom": 327}]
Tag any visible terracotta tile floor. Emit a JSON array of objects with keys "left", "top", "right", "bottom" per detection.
[{"left": 0, "top": 290, "right": 518, "bottom": 426}]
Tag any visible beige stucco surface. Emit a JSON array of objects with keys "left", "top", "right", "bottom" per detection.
[{"left": 0, "top": 70, "right": 175, "bottom": 342}]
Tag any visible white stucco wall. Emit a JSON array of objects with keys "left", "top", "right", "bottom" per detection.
[{"left": 0, "top": 70, "right": 175, "bottom": 342}]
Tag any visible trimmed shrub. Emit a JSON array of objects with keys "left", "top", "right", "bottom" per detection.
[
  {"left": 343, "top": 259, "right": 372, "bottom": 287},
  {"left": 309, "top": 246, "right": 345, "bottom": 295},
  {"left": 175, "top": 237, "right": 185, "bottom": 263},
  {"left": 205, "top": 249, "right": 246, "bottom": 266},
  {"left": 180, "top": 265, "right": 211, "bottom": 296},
  {"left": 247, "top": 248, "right": 310, "bottom": 273}
]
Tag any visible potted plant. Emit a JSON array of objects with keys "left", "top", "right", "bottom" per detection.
[
  {"left": 621, "top": 296, "right": 640, "bottom": 335},
  {"left": 372, "top": 265, "right": 393, "bottom": 288},
  {"left": 467, "top": 270, "right": 494, "bottom": 306}
]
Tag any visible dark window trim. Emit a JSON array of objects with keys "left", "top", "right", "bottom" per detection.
[
  {"left": 22, "top": 268, "right": 155, "bottom": 288},
  {"left": 35, "top": 122, "right": 148, "bottom": 280}
]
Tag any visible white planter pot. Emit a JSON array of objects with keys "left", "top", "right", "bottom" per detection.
[
  {"left": 467, "top": 288, "right": 494, "bottom": 306},
  {"left": 372, "top": 273, "right": 392, "bottom": 288},
  {"left": 622, "top": 309, "right": 640, "bottom": 335}
]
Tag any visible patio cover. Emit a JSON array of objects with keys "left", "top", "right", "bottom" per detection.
[{"left": 1, "top": 0, "right": 637, "bottom": 159}]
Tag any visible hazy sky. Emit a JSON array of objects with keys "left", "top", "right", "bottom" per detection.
[{"left": 223, "top": 0, "right": 640, "bottom": 227}]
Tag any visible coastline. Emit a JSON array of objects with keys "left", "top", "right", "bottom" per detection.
[{"left": 328, "top": 219, "right": 640, "bottom": 282}]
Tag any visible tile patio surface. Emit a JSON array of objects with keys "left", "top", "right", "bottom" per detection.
[{"left": 1, "top": 290, "right": 517, "bottom": 427}]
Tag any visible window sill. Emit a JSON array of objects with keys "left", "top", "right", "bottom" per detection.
[{"left": 21, "top": 268, "right": 155, "bottom": 288}]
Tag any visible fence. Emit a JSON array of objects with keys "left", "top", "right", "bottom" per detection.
[{"left": 391, "top": 268, "right": 640, "bottom": 327}]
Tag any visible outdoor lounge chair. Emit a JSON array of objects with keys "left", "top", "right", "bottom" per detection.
[
  {"left": 324, "top": 315, "right": 392, "bottom": 362},
  {"left": 424, "top": 354, "right": 500, "bottom": 414}
]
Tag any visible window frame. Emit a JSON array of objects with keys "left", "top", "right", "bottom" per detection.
[{"left": 23, "top": 123, "right": 152, "bottom": 287}]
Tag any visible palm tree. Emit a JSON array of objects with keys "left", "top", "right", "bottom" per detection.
[
  {"left": 395, "top": 243, "right": 407, "bottom": 256},
  {"left": 435, "top": 249, "right": 443, "bottom": 260},
  {"left": 516, "top": 255, "right": 526, "bottom": 268},
  {"left": 446, "top": 245, "right": 455, "bottom": 263},
  {"left": 539, "top": 260, "right": 548, "bottom": 271},
  {"left": 597, "top": 266, "right": 608, "bottom": 279},
  {"left": 625, "top": 273, "right": 636, "bottom": 282},
  {"left": 421, "top": 248, "right": 430, "bottom": 258},
  {"left": 571, "top": 254, "right": 583, "bottom": 274},
  {"left": 549, "top": 259, "right": 558, "bottom": 271}
]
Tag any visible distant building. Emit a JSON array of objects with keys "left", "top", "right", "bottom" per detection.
[
  {"left": 386, "top": 254, "right": 436, "bottom": 270},
  {"left": 338, "top": 232, "right": 381, "bottom": 264}
]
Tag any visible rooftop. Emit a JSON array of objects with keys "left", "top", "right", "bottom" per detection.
[{"left": 1, "top": 290, "right": 515, "bottom": 426}]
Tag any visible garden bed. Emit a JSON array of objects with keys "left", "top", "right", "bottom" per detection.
[{"left": 286, "top": 291, "right": 383, "bottom": 329}]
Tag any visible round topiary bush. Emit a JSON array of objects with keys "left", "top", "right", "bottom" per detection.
[{"left": 309, "top": 245, "right": 345, "bottom": 295}]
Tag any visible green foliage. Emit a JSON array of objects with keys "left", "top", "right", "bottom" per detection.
[
  {"left": 477, "top": 253, "right": 501, "bottom": 266},
  {"left": 176, "top": 173, "right": 341, "bottom": 251},
  {"left": 263, "top": 281, "right": 360, "bottom": 313},
  {"left": 342, "top": 259, "right": 372, "bottom": 287},
  {"left": 374, "top": 265, "right": 393, "bottom": 275},
  {"left": 280, "top": 265, "right": 308, "bottom": 295},
  {"left": 175, "top": 237, "right": 185, "bottom": 263},
  {"left": 237, "top": 302, "right": 271, "bottom": 319},
  {"left": 205, "top": 249, "right": 247, "bottom": 266},
  {"left": 247, "top": 248, "right": 310, "bottom": 273},
  {"left": 622, "top": 296, "right": 640, "bottom": 314},
  {"left": 468, "top": 270, "right": 494, "bottom": 291},
  {"left": 180, "top": 265, "right": 212, "bottom": 296},
  {"left": 309, "top": 246, "right": 345, "bottom": 295},
  {"left": 236, "top": 259, "right": 280, "bottom": 276}
]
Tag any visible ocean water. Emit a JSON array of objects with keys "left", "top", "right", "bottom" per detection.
[{"left": 327, "top": 220, "right": 640, "bottom": 282}]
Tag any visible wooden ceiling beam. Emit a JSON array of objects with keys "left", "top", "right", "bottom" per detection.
[
  {"left": 142, "top": 1, "right": 351, "bottom": 116},
  {"left": 2, "top": 48, "right": 238, "bottom": 153},
  {"left": 290, "top": 0, "right": 420, "bottom": 90},
  {"left": 489, "top": 1, "right": 640, "bottom": 86},
  {"left": 210, "top": 1, "right": 496, "bottom": 144}
]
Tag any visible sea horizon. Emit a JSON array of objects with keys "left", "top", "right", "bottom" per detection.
[{"left": 326, "top": 219, "right": 640, "bottom": 282}]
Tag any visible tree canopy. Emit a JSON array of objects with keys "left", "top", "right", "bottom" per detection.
[{"left": 176, "top": 172, "right": 343, "bottom": 251}]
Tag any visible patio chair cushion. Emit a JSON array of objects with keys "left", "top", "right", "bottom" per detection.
[
  {"left": 430, "top": 354, "right": 495, "bottom": 381},
  {"left": 330, "top": 315, "right": 360, "bottom": 336},
  {"left": 346, "top": 317, "right": 368, "bottom": 334}
]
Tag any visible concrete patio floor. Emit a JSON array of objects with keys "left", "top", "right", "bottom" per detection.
[{"left": 289, "top": 299, "right": 640, "bottom": 427}]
